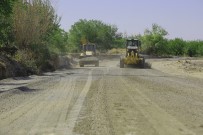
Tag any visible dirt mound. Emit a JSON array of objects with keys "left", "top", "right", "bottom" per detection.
[
  {"left": 179, "top": 60, "right": 203, "bottom": 72},
  {"left": 0, "top": 54, "right": 77, "bottom": 80},
  {"left": 151, "top": 58, "right": 203, "bottom": 79}
]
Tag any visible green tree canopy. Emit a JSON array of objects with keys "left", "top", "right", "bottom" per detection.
[
  {"left": 141, "top": 24, "right": 168, "bottom": 55},
  {"left": 0, "top": 0, "right": 16, "bottom": 46},
  {"left": 0, "top": 0, "right": 16, "bottom": 15},
  {"left": 13, "top": 0, "right": 59, "bottom": 49},
  {"left": 167, "top": 38, "right": 186, "bottom": 56},
  {"left": 68, "top": 19, "right": 118, "bottom": 52},
  {"left": 11, "top": 0, "right": 68, "bottom": 72}
]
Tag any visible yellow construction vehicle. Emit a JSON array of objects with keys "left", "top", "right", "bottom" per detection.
[
  {"left": 120, "top": 39, "right": 145, "bottom": 68},
  {"left": 79, "top": 43, "right": 99, "bottom": 67}
]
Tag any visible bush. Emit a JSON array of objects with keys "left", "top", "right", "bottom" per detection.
[
  {"left": 185, "top": 41, "right": 203, "bottom": 57},
  {"left": 14, "top": 49, "right": 38, "bottom": 73},
  {"left": 168, "top": 38, "right": 186, "bottom": 56},
  {"left": 154, "top": 39, "right": 169, "bottom": 56},
  {"left": 197, "top": 43, "right": 203, "bottom": 56}
]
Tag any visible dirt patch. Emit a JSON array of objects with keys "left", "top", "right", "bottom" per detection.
[
  {"left": 180, "top": 59, "right": 203, "bottom": 72},
  {"left": 150, "top": 58, "right": 203, "bottom": 79}
]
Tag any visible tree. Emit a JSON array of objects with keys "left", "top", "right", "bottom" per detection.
[
  {"left": 46, "top": 27, "right": 69, "bottom": 54},
  {"left": 141, "top": 24, "right": 168, "bottom": 55},
  {"left": 68, "top": 19, "right": 118, "bottom": 52},
  {"left": 112, "top": 32, "right": 126, "bottom": 48},
  {"left": 0, "top": 0, "right": 16, "bottom": 15},
  {"left": 168, "top": 38, "right": 186, "bottom": 56},
  {"left": 0, "top": 0, "right": 16, "bottom": 46},
  {"left": 12, "top": 0, "right": 66, "bottom": 72},
  {"left": 13, "top": 0, "right": 59, "bottom": 49},
  {"left": 185, "top": 40, "right": 203, "bottom": 57}
]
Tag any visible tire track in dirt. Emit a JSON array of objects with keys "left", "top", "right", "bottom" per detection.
[
  {"left": 74, "top": 68, "right": 114, "bottom": 135},
  {"left": 120, "top": 76, "right": 196, "bottom": 135},
  {"left": 0, "top": 75, "right": 77, "bottom": 134},
  {"left": 122, "top": 68, "right": 203, "bottom": 135},
  {"left": 0, "top": 77, "right": 62, "bottom": 135},
  {"left": 0, "top": 77, "right": 58, "bottom": 119},
  {"left": 0, "top": 69, "right": 93, "bottom": 135},
  {"left": 0, "top": 77, "right": 60, "bottom": 133},
  {"left": 28, "top": 76, "right": 77, "bottom": 135},
  {"left": 103, "top": 69, "right": 147, "bottom": 135},
  {"left": 66, "top": 70, "right": 93, "bottom": 135},
  {"left": 54, "top": 77, "right": 77, "bottom": 134}
]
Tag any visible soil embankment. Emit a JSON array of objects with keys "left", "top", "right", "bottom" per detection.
[
  {"left": 0, "top": 55, "right": 75, "bottom": 79},
  {"left": 0, "top": 55, "right": 27, "bottom": 79},
  {"left": 150, "top": 57, "right": 203, "bottom": 79}
]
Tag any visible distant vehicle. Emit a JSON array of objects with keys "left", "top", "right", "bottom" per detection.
[
  {"left": 120, "top": 39, "right": 145, "bottom": 68},
  {"left": 79, "top": 43, "right": 99, "bottom": 67}
]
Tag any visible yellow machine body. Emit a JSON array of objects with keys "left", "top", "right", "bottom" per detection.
[
  {"left": 123, "top": 53, "right": 140, "bottom": 65},
  {"left": 120, "top": 39, "right": 145, "bottom": 68}
]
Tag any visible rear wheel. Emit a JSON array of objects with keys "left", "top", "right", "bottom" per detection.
[
  {"left": 140, "top": 58, "right": 145, "bottom": 68},
  {"left": 120, "top": 59, "right": 124, "bottom": 68}
]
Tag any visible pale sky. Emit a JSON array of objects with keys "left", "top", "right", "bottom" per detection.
[{"left": 53, "top": 0, "right": 203, "bottom": 40}]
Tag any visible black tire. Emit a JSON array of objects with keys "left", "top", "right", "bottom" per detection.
[
  {"left": 120, "top": 59, "right": 124, "bottom": 68},
  {"left": 140, "top": 58, "right": 145, "bottom": 68}
]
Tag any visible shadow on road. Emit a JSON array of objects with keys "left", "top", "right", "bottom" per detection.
[{"left": 18, "top": 86, "right": 38, "bottom": 92}]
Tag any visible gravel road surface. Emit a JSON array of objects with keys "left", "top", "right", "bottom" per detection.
[{"left": 0, "top": 56, "right": 203, "bottom": 135}]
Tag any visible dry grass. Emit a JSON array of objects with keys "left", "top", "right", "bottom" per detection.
[{"left": 108, "top": 48, "right": 126, "bottom": 54}]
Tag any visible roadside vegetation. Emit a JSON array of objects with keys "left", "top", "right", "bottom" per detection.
[
  {"left": 0, "top": 0, "right": 202, "bottom": 79},
  {"left": 0, "top": 0, "right": 68, "bottom": 77},
  {"left": 138, "top": 24, "right": 203, "bottom": 57},
  {"left": 67, "top": 19, "right": 125, "bottom": 52}
]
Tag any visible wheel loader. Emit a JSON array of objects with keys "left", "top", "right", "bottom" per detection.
[
  {"left": 120, "top": 39, "right": 145, "bottom": 68},
  {"left": 79, "top": 43, "right": 99, "bottom": 67}
]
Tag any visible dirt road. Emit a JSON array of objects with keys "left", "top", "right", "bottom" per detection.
[{"left": 0, "top": 56, "right": 203, "bottom": 135}]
